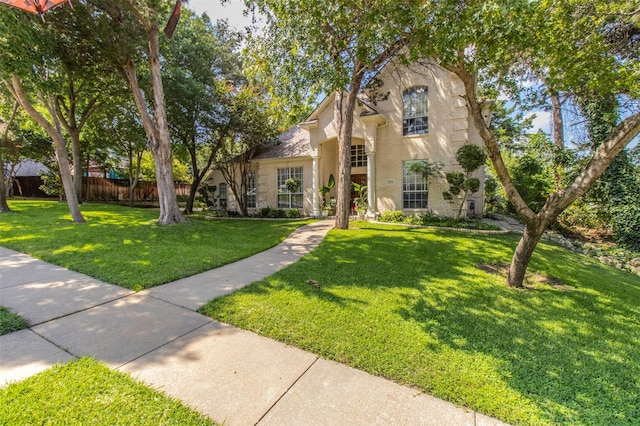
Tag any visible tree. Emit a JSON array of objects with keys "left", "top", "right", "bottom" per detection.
[
  {"left": 0, "top": 10, "right": 85, "bottom": 222},
  {"left": 0, "top": 99, "right": 18, "bottom": 212},
  {"left": 163, "top": 12, "right": 242, "bottom": 213},
  {"left": 90, "top": 94, "right": 148, "bottom": 207},
  {"left": 217, "top": 85, "right": 278, "bottom": 216},
  {"left": 85, "top": 0, "right": 186, "bottom": 224},
  {"left": 245, "top": 0, "right": 418, "bottom": 228},
  {"left": 412, "top": 0, "right": 640, "bottom": 287},
  {"left": 442, "top": 144, "right": 487, "bottom": 219}
]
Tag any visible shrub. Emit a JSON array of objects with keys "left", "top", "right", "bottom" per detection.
[
  {"left": 259, "top": 207, "right": 272, "bottom": 217},
  {"left": 253, "top": 207, "right": 287, "bottom": 218},
  {"left": 380, "top": 210, "right": 405, "bottom": 222},
  {"left": 611, "top": 203, "right": 640, "bottom": 251},
  {"left": 287, "top": 209, "right": 301, "bottom": 218}
]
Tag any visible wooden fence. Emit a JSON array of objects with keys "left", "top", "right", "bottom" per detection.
[{"left": 11, "top": 176, "right": 191, "bottom": 202}]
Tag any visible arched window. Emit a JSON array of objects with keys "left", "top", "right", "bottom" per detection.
[{"left": 402, "top": 86, "right": 428, "bottom": 136}]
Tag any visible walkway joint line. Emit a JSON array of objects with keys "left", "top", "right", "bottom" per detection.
[{"left": 254, "top": 356, "right": 320, "bottom": 425}]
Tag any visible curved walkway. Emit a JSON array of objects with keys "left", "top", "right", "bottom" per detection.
[{"left": 0, "top": 220, "right": 508, "bottom": 426}]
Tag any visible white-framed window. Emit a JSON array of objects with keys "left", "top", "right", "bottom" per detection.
[
  {"left": 219, "top": 182, "right": 228, "bottom": 209},
  {"left": 403, "top": 86, "right": 428, "bottom": 136},
  {"left": 277, "top": 167, "right": 303, "bottom": 209},
  {"left": 246, "top": 172, "right": 256, "bottom": 208},
  {"left": 351, "top": 144, "right": 367, "bottom": 167},
  {"left": 403, "top": 161, "right": 428, "bottom": 209}
]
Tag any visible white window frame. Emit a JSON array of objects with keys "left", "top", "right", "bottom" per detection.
[
  {"left": 402, "top": 86, "right": 429, "bottom": 136},
  {"left": 277, "top": 167, "right": 303, "bottom": 209},
  {"left": 246, "top": 172, "right": 256, "bottom": 208},
  {"left": 350, "top": 144, "right": 367, "bottom": 167},
  {"left": 402, "top": 161, "right": 428, "bottom": 209}
]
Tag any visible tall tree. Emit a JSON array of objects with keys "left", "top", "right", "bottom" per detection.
[
  {"left": 85, "top": 0, "right": 186, "bottom": 224},
  {"left": 163, "top": 12, "right": 242, "bottom": 214},
  {"left": 0, "top": 99, "right": 18, "bottom": 212},
  {"left": 0, "top": 9, "right": 85, "bottom": 222},
  {"left": 412, "top": 0, "right": 640, "bottom": 287},
  {"left": 89, "top": 93, "right": 148, "bottom": 207},
  {"left": 245, "top": 0, "right": 418, "bottom": 229},
  {"left": 217, "top": 85, "right": 278, "bottom": 216}
]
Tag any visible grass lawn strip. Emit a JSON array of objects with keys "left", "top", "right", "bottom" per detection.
[
  {"left": 0, "top": 200, "right": 312, "bottom": 291},
  {"left": 0, "top": 306, "right": 29, "bottom": 335},
  {"left": 0, "top": 358, "right": 216, "bottom": 425},
  {"left": 199, "top": 222, "right": 640, "bottom": 426}
]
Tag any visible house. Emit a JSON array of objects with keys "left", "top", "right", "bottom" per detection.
[{"left": 211, "top": 60, "right": 489, "bottom": 218}]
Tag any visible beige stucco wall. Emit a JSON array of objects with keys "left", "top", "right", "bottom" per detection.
[
  {"left": 253, "top": 157, "right": 314, "bottom": 215},
  {"left": 307, "top": 61, "right": 485, "bottom": 217},
  {"left": 367, "top": 62, "right": 485, "bottom": 217}
]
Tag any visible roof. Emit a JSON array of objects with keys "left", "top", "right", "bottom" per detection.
[
  {"left": 253, "top": 125, "right": 313, "bottom": 160},
  {"left": 12, "top": 160, "right": 49, "bottom": 177}
]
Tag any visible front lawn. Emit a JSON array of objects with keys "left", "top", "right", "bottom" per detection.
[
  {"left": 199, "top": 222, "right": 640, "bottom": 425},
  {"left": 0, "top": 306, "right": 29, "bottom": 335},
  {"left": 0, "top": 200, "right": 312, "bottom": 290},
  {"left": 0, "top": 358, "right": 216, "bottom": 425}
]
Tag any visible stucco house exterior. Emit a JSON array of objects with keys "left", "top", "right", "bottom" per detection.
[{"left": 211, "top": 60, "right": 490, "bottom": 218}]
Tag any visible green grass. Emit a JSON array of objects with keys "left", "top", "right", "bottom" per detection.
[
  {"left": 0, "top": 200, "right": 312, "bottom": 290},
  {"left": 0, "top": 358, "right": 216, "bottom": 425},
  {"left": 199, "top": 222, "right": 640, "bottom": 425},
  {"left": 0, "top": 306, "right": 29, "bottom": 335}
]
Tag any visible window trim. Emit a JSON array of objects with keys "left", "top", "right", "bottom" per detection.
[
  {"left": 219, "top": 182, "right": 228, "bottom": 209},
  {"left": 402, "top": 161, "right": 429, "bottom": 209},
  {"left": 402, "top": 86, "right": 429, "bottom": 136},
  {"left": 277, "top": 167, "right": 303, "bottom": 209},
  {"left": 350, "top": 144, "right": 367, "bottom": 168},
  {"left": 246, "top": 172, "right": 256, "bottom": 208}
]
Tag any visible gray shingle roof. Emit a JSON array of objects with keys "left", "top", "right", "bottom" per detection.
[
  {"left": 253, "top": 126, "right": 312, "bottom": 160},
  {"left": 13, "top": 160, "right": 49, "bottom": 176}
]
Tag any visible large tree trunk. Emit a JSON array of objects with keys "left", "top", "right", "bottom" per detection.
[
  {"left": 334, "top": 75, "right": 363, "bottom": 229},
  {"left": 5, "top": 75, "right": 85, "bottom": 223},
  {"left": 147, "top": 24, "right": 184, "bottom": 225},
  {"left": 507, "top": 220, "right": 546, "bottom": 288},
  {"left": 122, "top": 24, "right": 185, "bottom": 225}
]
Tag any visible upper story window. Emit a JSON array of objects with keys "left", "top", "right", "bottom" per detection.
[
  {"left": 351, "top": 144, "right": 367, "bottom": 167},
  {"left": 403, "top": 86, "right": 428, "bottom": 136}
]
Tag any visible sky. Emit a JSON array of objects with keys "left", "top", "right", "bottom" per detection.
[{"left": 187, "top": 0, "right": 256, "bottom": 29}]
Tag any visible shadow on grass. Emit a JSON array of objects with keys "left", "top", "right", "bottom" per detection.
[
  {"left": 1, "top": 201, "right": 311, "bottom": 290},
  {"left": 205, "top": 224, "right": 640, "bottom": 425}
]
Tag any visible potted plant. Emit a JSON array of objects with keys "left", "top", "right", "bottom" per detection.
[
  {"left": 285, "top": 177, "right": 301, "bottom": 193},
  {"left": 352, "top": 182, "right": 368, "bottom": 218},
  {"left": 319, "top": 174, "right": 336, "bottom": 215}
]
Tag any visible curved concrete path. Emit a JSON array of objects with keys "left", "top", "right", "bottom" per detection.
[{"left": 0, "top": 220, "right": 508, "bottom": 426}]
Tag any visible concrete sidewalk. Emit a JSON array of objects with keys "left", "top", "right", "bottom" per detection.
[{"left": 0, "top": 220, "right": 508, "bottom": 426}]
